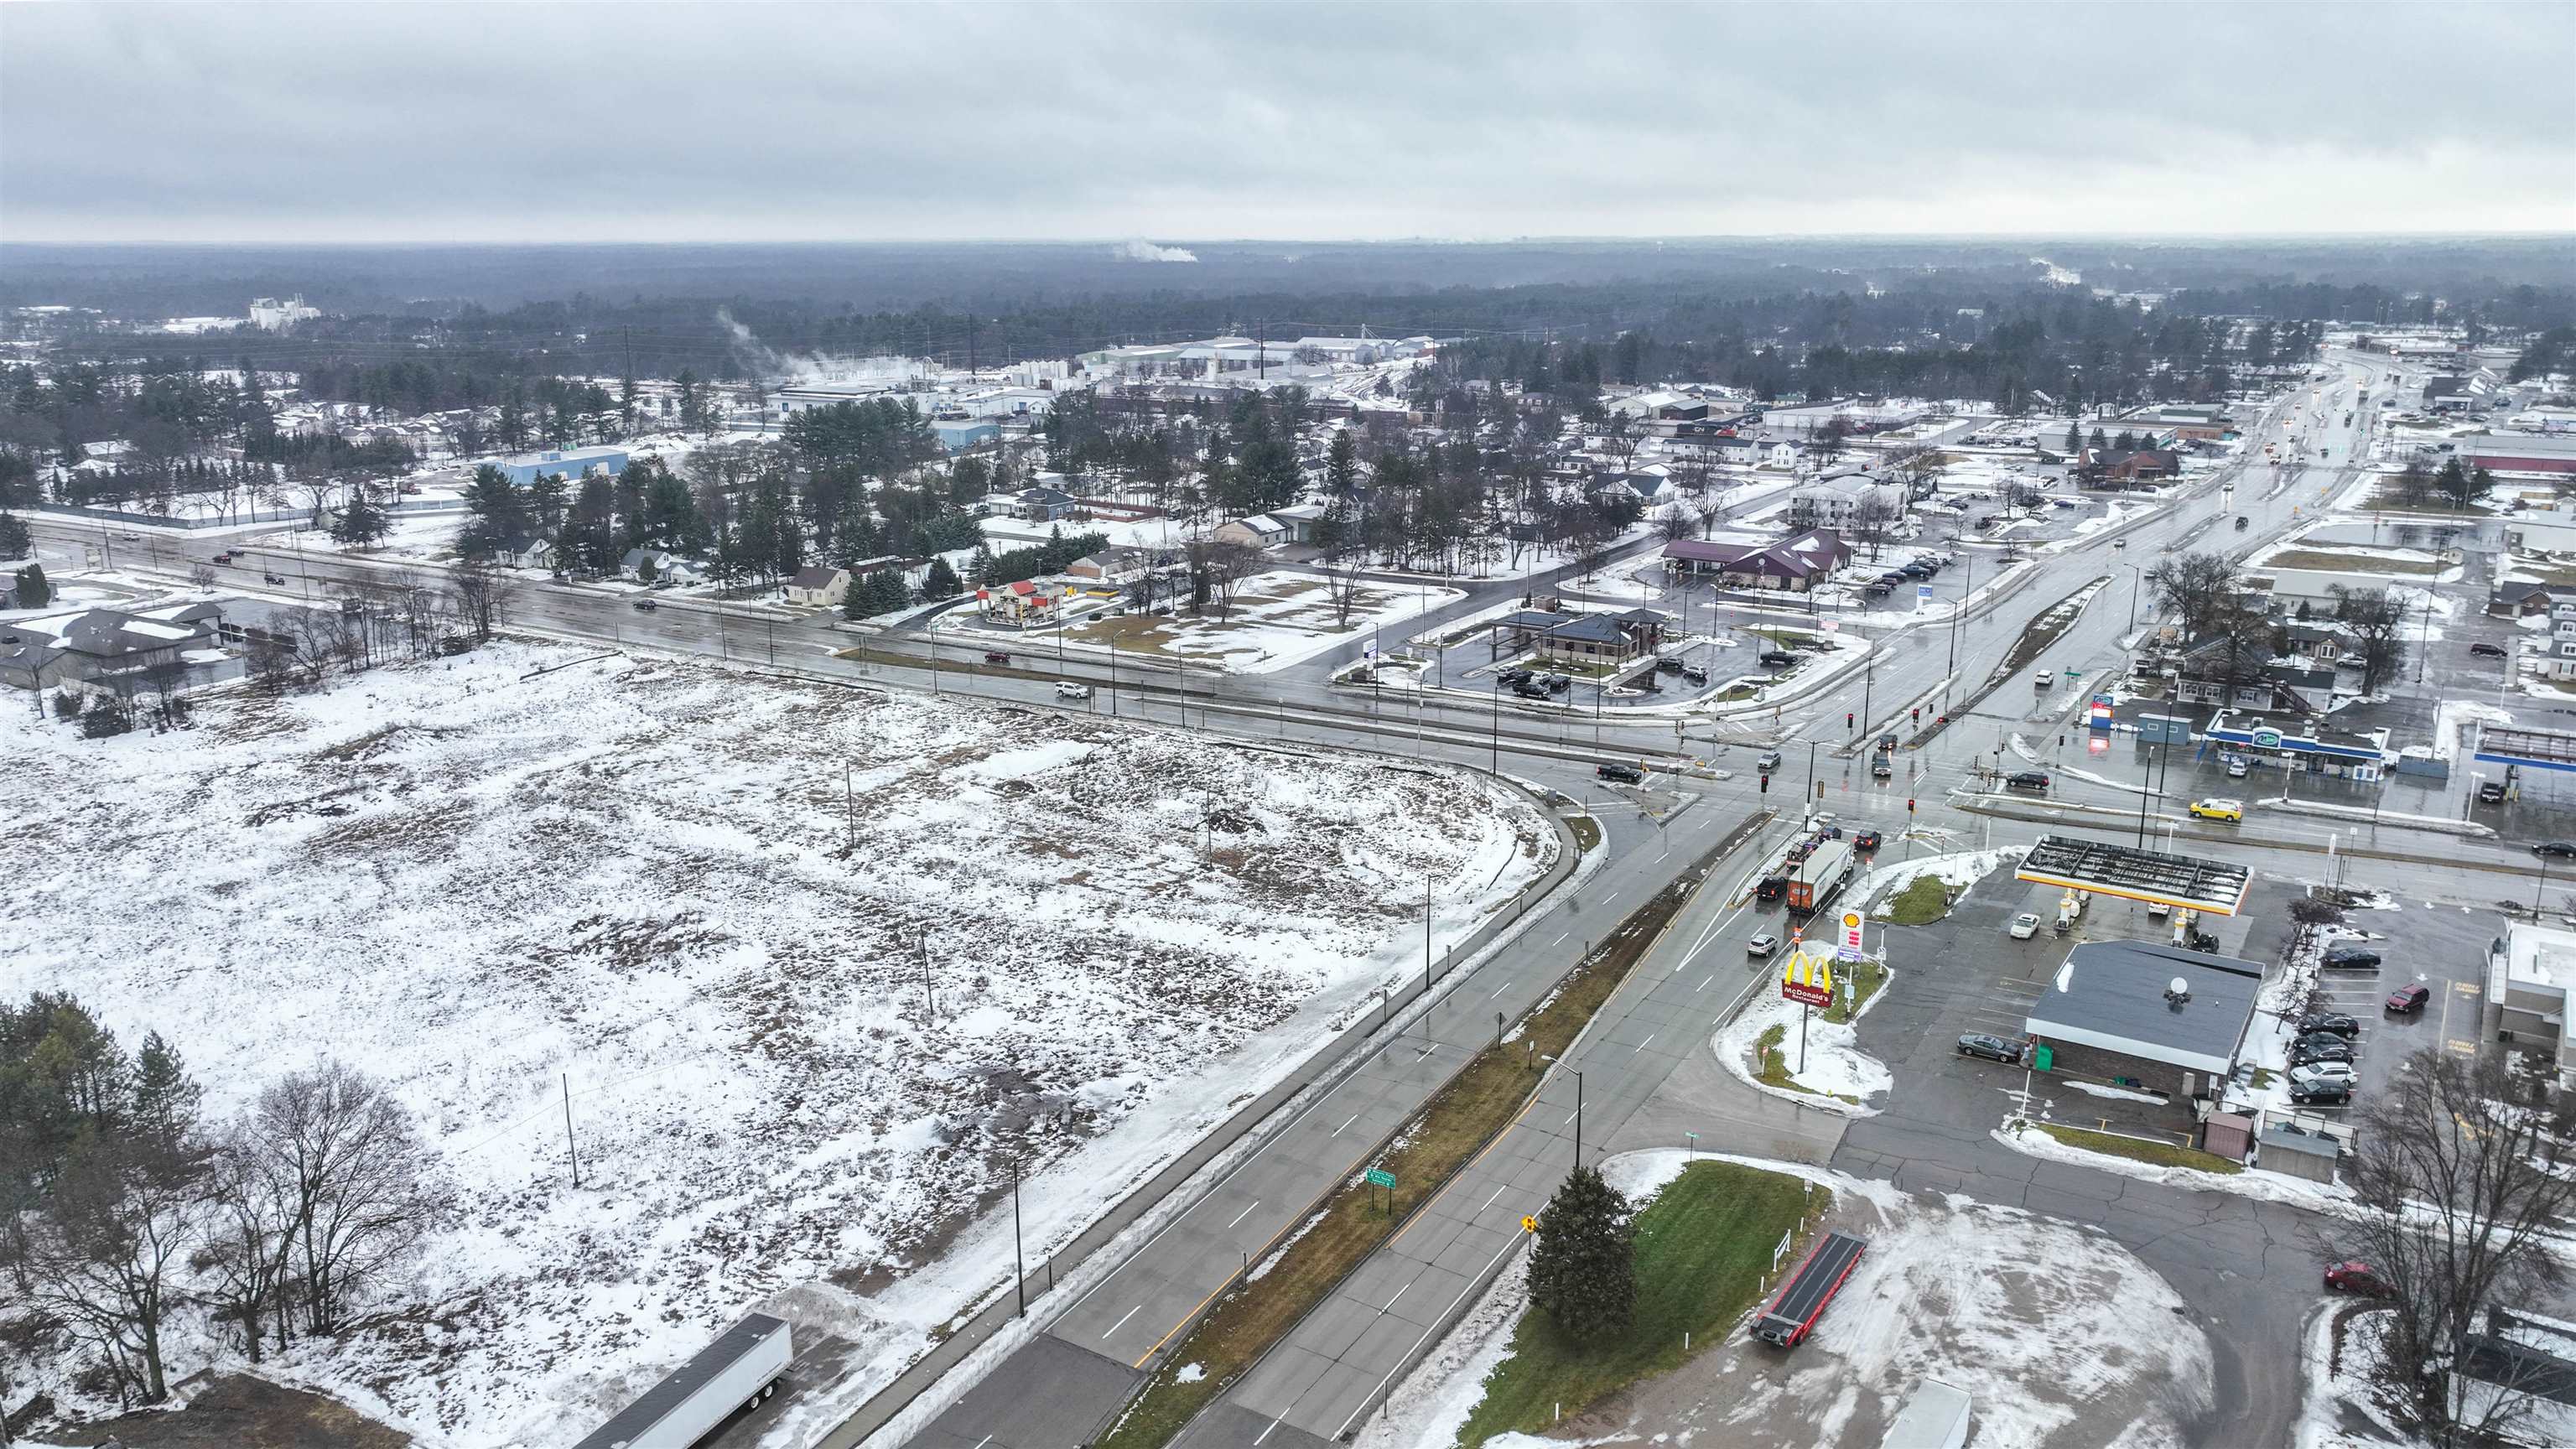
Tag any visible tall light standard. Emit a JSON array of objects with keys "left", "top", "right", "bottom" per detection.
[{"left": 2122, "top": 561, "right": 2148, "bottom": 637}]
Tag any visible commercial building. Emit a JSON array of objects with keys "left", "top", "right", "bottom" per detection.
[
  {"left": 0, "top": 604, "right": 222, "bottom": 691},
  {"left": 1662, "top": 529, "right": 1852, "bottom": 592},
  {"left": 2023, "top": 940, "right": 2265, "bottom": 1113},
  {"left": 491, "top": 446, "right": 628, "bottom": 487},
  {"left": 2489, "top": 922, "right": 2576, "bottom": 1083},
  {"left": 2464, "top": 433, "right": 2576, "bottom": 476},
  {"left": 248, "top": 295, "right": 319, "bottom": 330}
]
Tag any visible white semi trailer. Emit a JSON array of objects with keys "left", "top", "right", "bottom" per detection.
[{"left": 575, "top": 1313, "right": 792, "bottom": 1449}]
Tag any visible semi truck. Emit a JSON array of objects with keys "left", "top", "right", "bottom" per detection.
[
  {"left": 1753, "top": 1230, "right": 1868, "bottom": 1347},
  {"left": 1785, "top": 840, "right": 1855, "bottom": 916},
  {"left": 574, "top": 1313, "right": 792, "bottom": 1449}
]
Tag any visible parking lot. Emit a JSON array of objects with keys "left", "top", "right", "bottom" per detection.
[{"left": 2284, "top": 894, "right": 2506, "bottom": 1108}]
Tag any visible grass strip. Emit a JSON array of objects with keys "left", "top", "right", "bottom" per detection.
[
  {"left": 1457, "top": 1162, "right": 1822, "bottom": 1446},
  {"left": 1094, "top": 865, "right": 1713, "bottom": 1449},
  {"left": 1820, "top": 958, "right": 1888, "bottom": 1026},
  {"left": 1750, "top": 1024, "right": 1858, "bottom": 1104},
  {"left": 2037, "top": 1122, "right": 2243, "bottom": 1175},
  {"left": 1881, "top": 875, "right": 1950, "bottom": 926}
]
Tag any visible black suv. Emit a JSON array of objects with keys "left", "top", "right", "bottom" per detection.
[
  {"left": 1597, "top": 762, "right": 1644, "bottom": 784},
  {"left": 2006, "top": 771, "right": 2050, "bottom": 792},
  {"left": 2470, "top": 641, "right": 2510, "bottom": 659},
  {"left": 1758, "top": 649, "right": 1797, "bottom": 667},
  {"left": 1498, "top": 667, "right": 1534, "bottom": 686},
  {"left": 2321, "top": 944, "right": 2382, "bottom": 970},
  {"left": 2296, "top": 1012, "right": 2360, "bottom": 1038}
]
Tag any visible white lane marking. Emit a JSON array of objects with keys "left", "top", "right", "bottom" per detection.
[
  {"left": 1490, "top": 981, "right": 1511, "bottom": 1000},
  {"left": 1254, "top": 1416, "right": 1281, "bottom": 1446},
  {"left": 1698, "top": 975, "right": 1713, "bottom": 991},
  {"left": 1332, "top": 1112, "right": 1361, "bottom": 1136},
  {"left": 1633, "top": 1033, "right": 1655, "bottom": 1054},
  {"left": 1226, "top": 1199, "right": 1261, "bottom": 1229},
  {"left": 1481, "top": 1184, "right": 1507, "bottom": 1211},
  {"left": 1385, "top": 1281, "right": 1411, "bottom": 1313},
  {"left": 1105, "top": 1304, "right": 1141, "bottom": 1338}
]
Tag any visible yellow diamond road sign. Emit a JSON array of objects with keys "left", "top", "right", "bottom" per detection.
[{"left": 1521, "top": 1214, "right": 1537, "bottom": 1233}]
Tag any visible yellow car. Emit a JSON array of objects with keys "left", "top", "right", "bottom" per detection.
[{"left": 2189, "top": 798, "right": 2245, "bottom": 823}]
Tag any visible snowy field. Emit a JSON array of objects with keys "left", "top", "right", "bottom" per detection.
[{"left": 1, "top": 641, "right": 1555, "bottom": 1444}]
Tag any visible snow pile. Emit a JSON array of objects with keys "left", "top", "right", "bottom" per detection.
[
  {"left": 2435, "top": 699, "right": 2514, "bottom": 763},
  {"left": 0, "top": 642, "right": 1554, "bottom": 1445},
  {"left": 1714, "top": 967, "right": 1893, "bottom": 1114},
  {"left": 1853, "top": 846, "right": 2025, "bottom": 920}
]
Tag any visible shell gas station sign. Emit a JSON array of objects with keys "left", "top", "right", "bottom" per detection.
[{"left": 1836, "top": 909, "right": 1865, "bottom": 963}]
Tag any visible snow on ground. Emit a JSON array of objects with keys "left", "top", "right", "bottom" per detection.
[
  {"left": 1992, "top": 1121, "right": 2354, "bottom": 1211},
  {"left": 2297, "top": 1305, "right": 2423, "bottom": 1449},
  {"left": 1713, "top": 967, "right": 1893, "bottom": 1114},
  {"left": 0, "top": 641, "right": 1553, "bottom": 1445},
  {"left": 2435, "top": 700, "right": 2515, "bottom": 763},
  {"left": 1853, "top": 846, "right": 2024, "bottom": 920},
  {"left": 1425, "top": 1156, "right": 2212, "bottom": 1449},
  {"left": 952, "top": 571, "right": 1462, "bottom": 675}
]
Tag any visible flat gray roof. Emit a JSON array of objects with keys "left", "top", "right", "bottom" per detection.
[{"left": 2024, "top": 939, "right": 2264, "bottom": 1076}]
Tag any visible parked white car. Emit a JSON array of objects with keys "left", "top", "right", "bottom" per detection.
[
  {"left": 2009, "top": 912, "right": 2042, "bottom": 940},
  {"left": 1055, "top": 681, "right": 1093, "bottom": 699}
]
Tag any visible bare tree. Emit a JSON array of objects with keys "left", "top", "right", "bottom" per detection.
[
  {"left": 251, "top": 1061, "right": 449, "bottom": 1336},
  {"left": 1883, "top": 443, "right": 1947, "bottom": 499},
  {"left": 448, "top": 557, "right": 512, "bottom": 643},
  {"left": 1320, "top": 552, "right": 1368, "bottom": 629},
  {"left": 193, "top": 1123, "right": 299, "bottom": 1362},
  {"left": 23, "top": 1135, "right": 201, "bottom": 1404},
  {"left": 2340, "top": 1048, "right": 2576, "bottom": 1445},
  {"left": 1652, "top": 503, "right": 1701, "bottom": 547},
  {"left": 1203, "top": 538, "right": 1264, "bottom": 622},
  {"left": 1848, "top": 490, "right": 1904, "bottom": 563},
  {"left": 2147, "top": 550, "right": 2244, "bottom": 642},
  {"left": 2330, "top": 584, "right": 2410, "bottom": 694}
]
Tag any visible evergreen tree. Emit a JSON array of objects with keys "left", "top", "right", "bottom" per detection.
[
  {"left": 969, "top": 543, "right": 998, "bottom": 586},
  {"left": 0, "top": 509, "right": 29, "bottom": 559},
  {"left": 15, "top": 562, "right": 52, "bottom": 608},
  {"left": 528, "top": 470, "right": 573, "bottom": 534},
  {"left": 2088, "top": 428, "right": 2109, "bottom": 451},
  {"left": 636, "top": 468, "right": 709, "bottom": 554},
  {"left": 330, "top": 490, "right": 392, "bottom": 548},
  {"left": 2062, "top": 420, "right": 2081, "bottom": 454},
  {"left": 564, "top": 475, "right": 621, "bottom": 575},
  {"left": 1325, "top": 428, "right": 1360, "bottom": 496},
  {"left": 1526, "top": 1166, "right": 1636, "bottom": 1343},
  {"left": 922, "top": 556, "right": 963, "bottom": 600},
  {"left": 127, "top": 1031, "right": 201, "bottom": 1163},
  {"left": 458, "top": 464, "right": 530, "bottom": 558}
]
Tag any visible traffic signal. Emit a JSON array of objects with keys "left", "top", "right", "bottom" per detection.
[
  {"left": 1846, "top": 711, "right": 1855, "bottom": 730},
  {"left": 1759, "top": 773, "right": 1770, "bottom": 794},
  {"left": 1907, "top": 797, "right": 1916, "bottom": 814},
  {"left": 1911, "top": 707, "right": 1920, "bottom": 724},
  {"left": 1815, "top": 780, "right": 1826, "bottom": 800}
]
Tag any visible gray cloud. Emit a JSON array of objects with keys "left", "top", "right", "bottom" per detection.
[{"left": 3, "top": 1, "right": 2569, "bottom": 242}]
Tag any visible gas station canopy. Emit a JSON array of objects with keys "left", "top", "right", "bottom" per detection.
[
  {"left": 2475, "top": 724, "right": 2576, "bottom": 774},
  {"left": 2015, "top": 834, "right": 2251, "bottom": 917}
]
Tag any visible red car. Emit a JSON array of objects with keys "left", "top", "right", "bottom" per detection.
[
  {"left": 2386, "top": 984, "right": 2431, "bottom": 1014},
  {"left": 2324, "top": 1261, "right": 2391, "bottom": 1296}
]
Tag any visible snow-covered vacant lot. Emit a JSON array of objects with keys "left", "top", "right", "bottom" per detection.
[{"left": 3, "top": 642, "right": 1555, "bottom": 1444}]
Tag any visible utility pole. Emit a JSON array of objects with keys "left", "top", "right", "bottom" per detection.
[
  {"left": 1011, "top": 1156, "right": 1026, "bottom": 1317},
  {"left": 844, "top": 762, "right": 855, "bottom": 852},
  {"left": 917, "top": 933, "right": 937, "bottom": 1026},
  {"left": 563, "top": 1073, "right": 580, "bottom": 1189}
]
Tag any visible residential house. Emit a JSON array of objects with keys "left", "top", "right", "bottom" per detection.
[
  {"left": 491, "top": 533, "right": 557, "bottom": 571},
  {"left": 2489, "top": 580, "right": 2573, "bottom": 617},
  {"left": 1661, "top": 529, "right": 1852, "bottom": 593},
  {"left": 2168, "top": 636, "right": 2335, "bottom": 713},
  {"left": 1012, "top": 486, "right": 1081, "bottom": 522},
  {"left": 0, "top": 605, "right": 219, "bottom": 691},
  {"left": 1066, "top": 547, "right": 1152, "bottom": 585},
  {"left": 1215, "top": 513, "right": 1293, "bottom": 549},
  {"left": 1270, "top": 503, "right": 1327, "bottom": 544},
  {"left": 785, "top": 565, "right": 850, "bottom": 608},
  {"left": 2277, "top": 618, "right": 2355, "bottom": 664},
  {"left": 620, "top": 547, "right": 700, "bottom": 584}
]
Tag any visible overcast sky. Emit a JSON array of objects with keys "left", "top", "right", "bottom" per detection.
[{"left": 4, "top": 1, "right": 2570, "bottom": 243}]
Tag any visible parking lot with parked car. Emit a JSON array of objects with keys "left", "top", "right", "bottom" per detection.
[{"left": 2277, "top": 900, "right": 2504, "bottom": 1108}]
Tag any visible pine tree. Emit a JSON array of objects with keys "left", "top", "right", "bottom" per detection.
[
  {"left": 1526, "top": 1166, "right": 1636, "bottom": 1343},
  {"left": 1326, "top": 428, "right": 1360, "bottom": 496},
  {"left": 16, "top": 562, "right": 53, "bottom": 608},
  {"left": 2063, "top": 421, "right": 2081, "bottom": 454},
  {"left": 922, "top": 556, "right": 963, "bottom": 600},
  {"left": 128, "top": 1031, "right": 202, "bottom": 1162},
  {"left": 0, "top": 509, "right": 29, "bottom": 559},
  {"left": 330, "top": 491, "right": 392, "bottom": 548},
  {"left": 2089, "top": 428, "right": 2109, "bottom": 451},
  {"left": 969, "top": 543, "right": 998, "bottom": 586}
]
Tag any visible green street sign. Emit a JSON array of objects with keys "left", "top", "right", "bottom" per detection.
[{"left": 1364, "top": 1168, "right": 1395, "bottom": 1189}]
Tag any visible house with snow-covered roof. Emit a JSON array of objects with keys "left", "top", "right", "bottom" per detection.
[
  {"left": 1661, "top": 529, "right": 1852, "bottom": 593},
  {"left": 0, "top": 605, "right": 221, "bottom": 690}
]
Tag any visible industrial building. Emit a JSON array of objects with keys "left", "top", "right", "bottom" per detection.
[{"left": 491, "top": 446, "right": 628, "bottom": 487}]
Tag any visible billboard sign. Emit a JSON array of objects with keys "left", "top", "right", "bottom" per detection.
[{"left": 1837, "top": 908, "right": 1865, "bottom": 962}]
